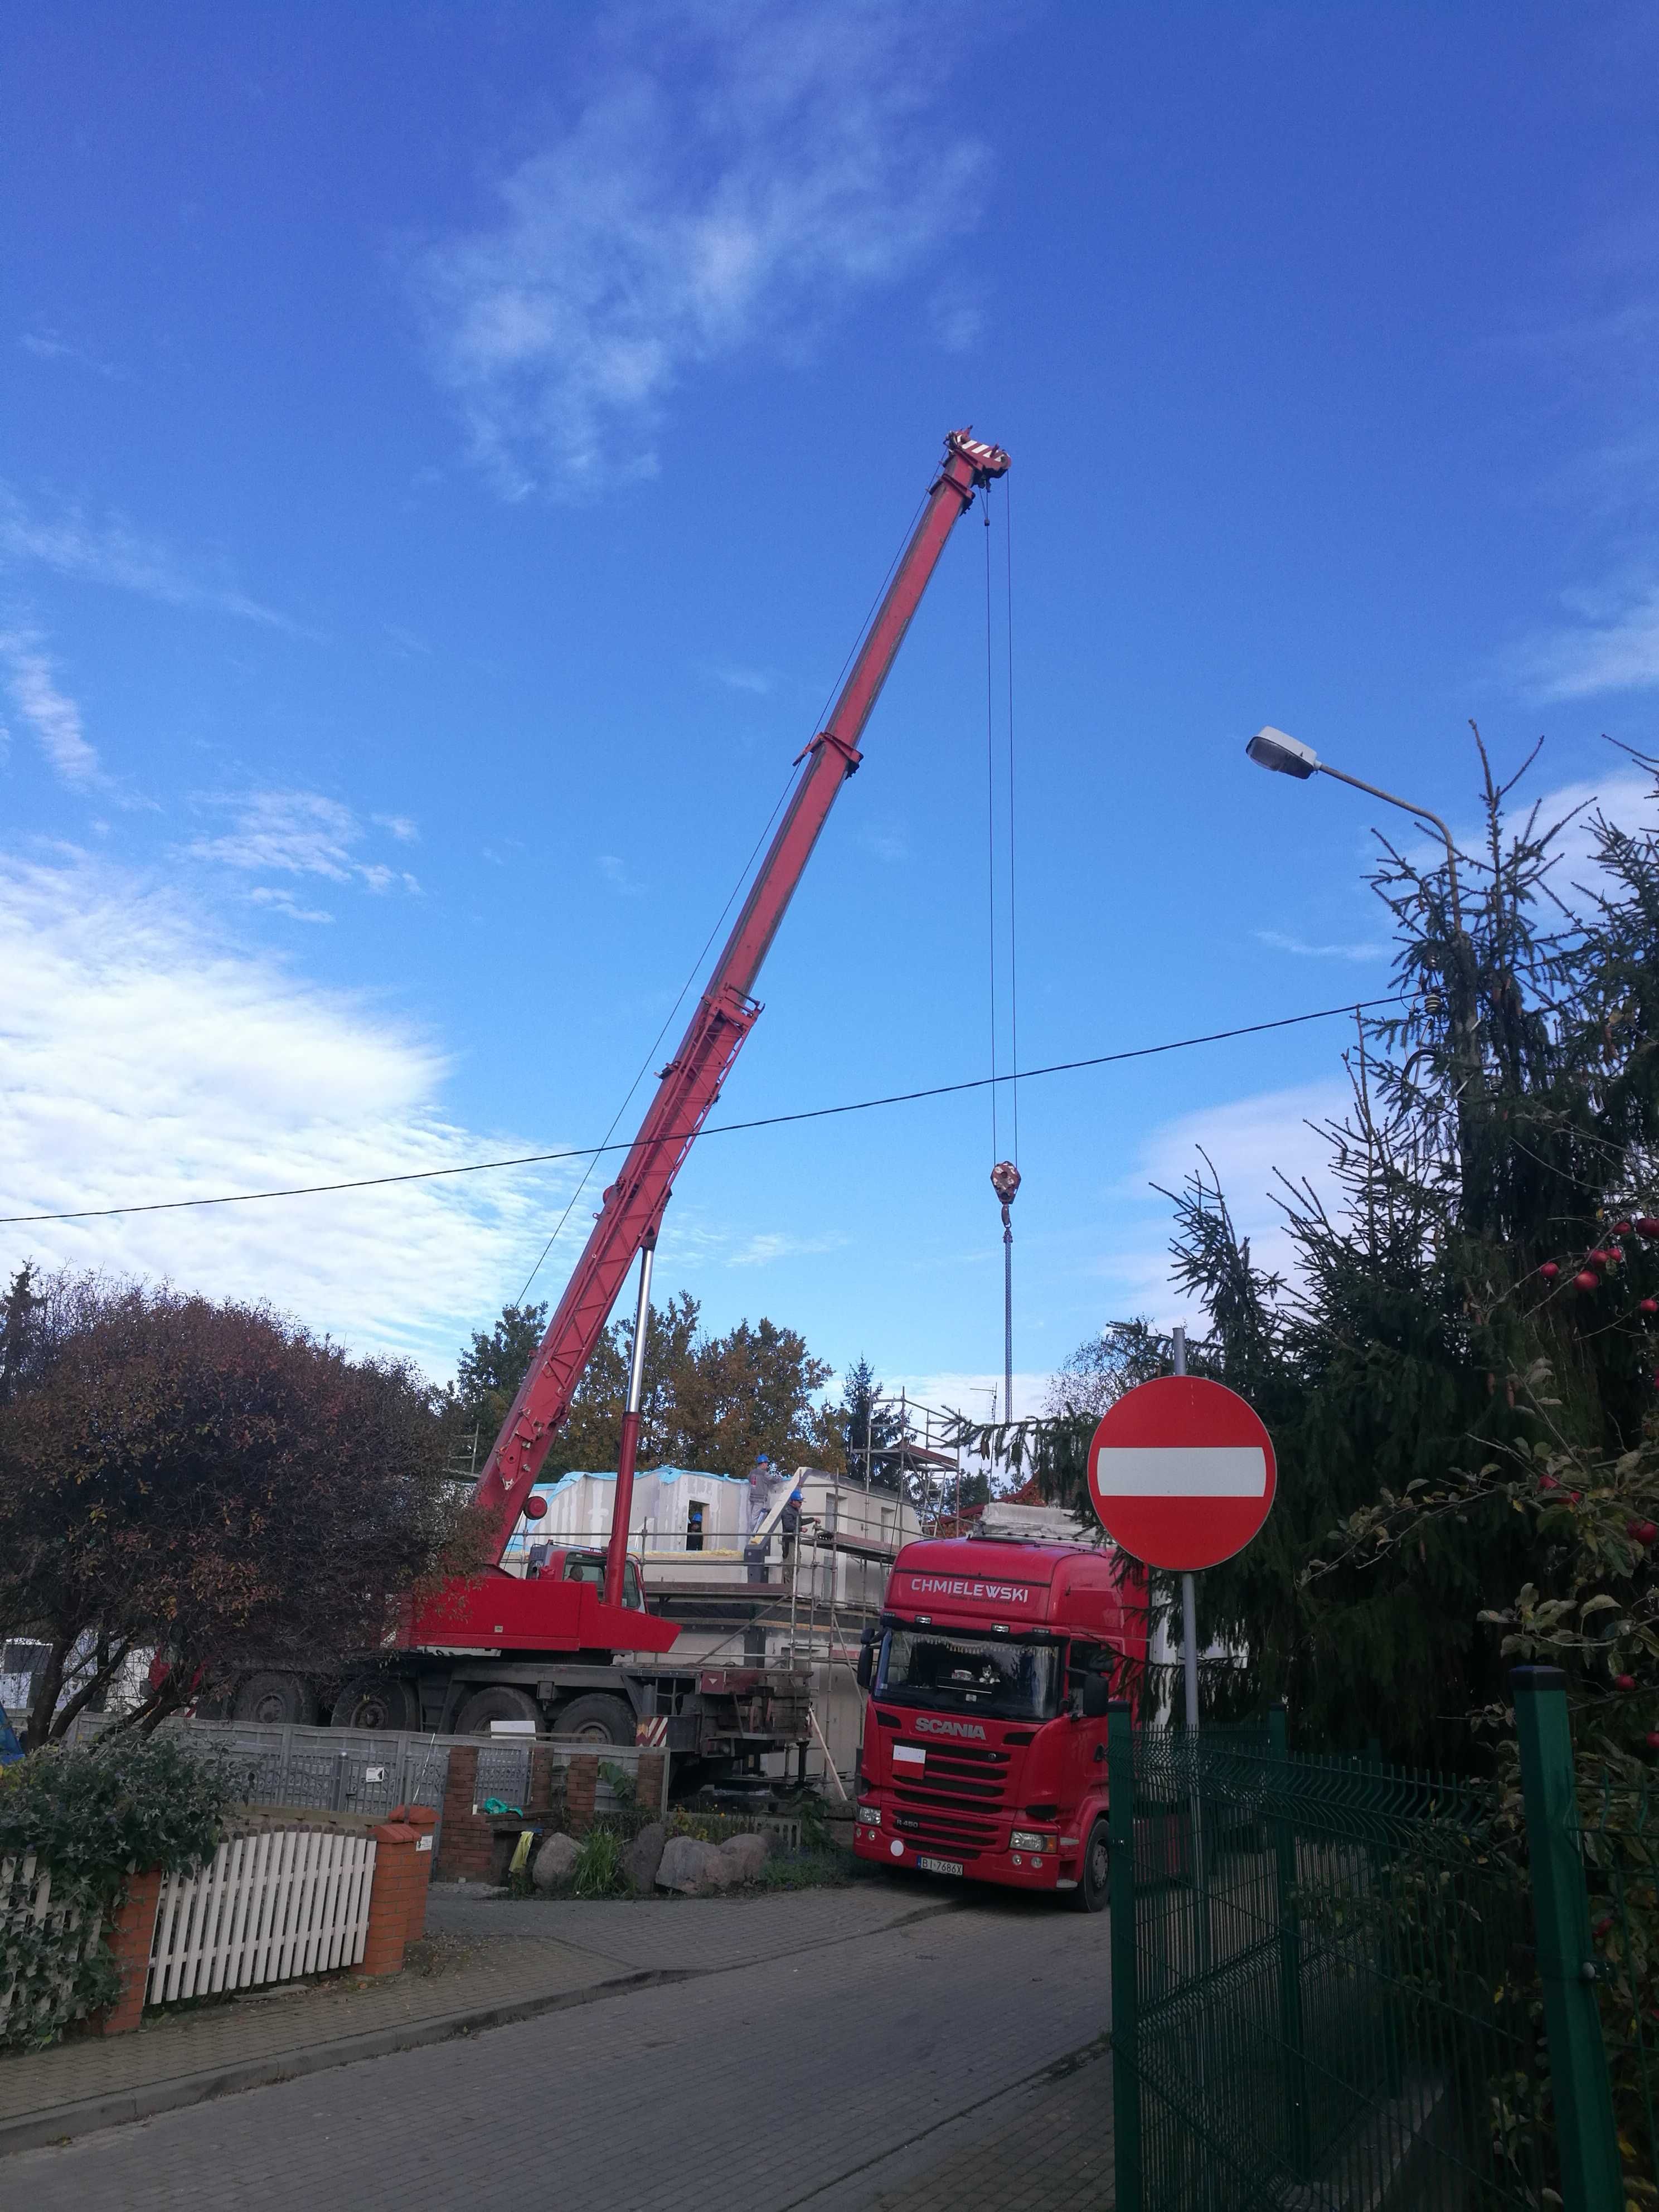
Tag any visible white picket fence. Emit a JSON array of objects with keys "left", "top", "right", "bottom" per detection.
[
  {"left": 1, "top": 1851, "right": 101, "bottom": 2043},
  {"left": 147, "top": 1826, "right": 377, "bottom": 2005}
]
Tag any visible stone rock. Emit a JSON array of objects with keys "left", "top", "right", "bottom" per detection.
[
  {"left": 717, "top": 1832, "right": 772, "bottom": 1884},
  {"left": 655, "top": 1835, "right": 726, "bottom": 1895},
  {"left": 531, "top": 1831, "right": 580, "bottom": 1891},
  {"left": 624, "top": 1821, "right": 666, "bottom": 1895}
]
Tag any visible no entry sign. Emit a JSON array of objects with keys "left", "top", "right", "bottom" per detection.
[{"left": 1086, "top": 1375, "right": 1277, "bottom": 1571}]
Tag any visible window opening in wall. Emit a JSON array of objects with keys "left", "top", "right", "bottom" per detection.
[{"left": 686, "top": 1501, "right": 706, "bottom": 1551}]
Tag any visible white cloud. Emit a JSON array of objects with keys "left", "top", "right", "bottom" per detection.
[
  {"left": 1255, "top": 929, "right": 1386, "bottom": 963},
  {"left": 248, "top": 886, "right": 335, "bottom": 925},
  {"left": 1084, "top": 1081, "right": 1353, "bottom": 1321},
  {"left": 597, "top": 852, "right": 645, "bottom": 895},
  {"left": 373, "top": 813, "right": 421, "bottom": 843},
  {"left": 929, "top": 293, "right": 983, "bottom": 352},
  {"left": 0, "top": 629, "right": 101, "bottom": 786},
  {"left": 185, "top": 792, "right": 423, "bottom": 896},
  {"left": 702, "top": 663, "right": 774, "bottom": 696},
  {"left": 19, "top": 329, "right": 122, "bottom": 379},
  {"left": 1514, "top": 581, "right": 1659, "bottom": 700},
  {"left": 887, "top": 1370, "right": 1054, "bottom": 1424},
  {"left": 0, "top": 486, "right": 295, "bottom": 630},
  {"left": 727, "top": 1230, "right": 848, "bottom": 1267},
  {"left": 0, "top": 855, "right": 564, "bottom": 1373},
  {"left": 410, "top": 1, "right": 984, "bottom": 497},
  {"left": 860, "top": 823, "right": 910, "bottom": 864}
]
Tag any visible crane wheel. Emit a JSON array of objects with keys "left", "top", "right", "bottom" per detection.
[
  {"left": 230, "top": 1672, "right": 319, "bottom": 1727},
  {"left": 452, "top": 1685, "right": 541, "bottom": 1736},
  {"left": 548, "top": 1693, "right": 636, "bottom": 1745},
  {"left": 331, "top": 1674, "right": 418, "bottom": 1733}
]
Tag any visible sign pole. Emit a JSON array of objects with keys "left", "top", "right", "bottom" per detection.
[{"left": 1173, "top": 1325, "right": 1199, "bottom": 1733}]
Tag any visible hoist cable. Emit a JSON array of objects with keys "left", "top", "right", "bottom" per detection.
[
  {"left": 1005, "top": 466, "right": 1020, "bottom": 1165},
  {"left": 984, "top": 483, "right": 1000, "bottom": 1160}
]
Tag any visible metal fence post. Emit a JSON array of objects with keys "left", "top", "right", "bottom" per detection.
[
  {"left": 1511, "top": 1666, "right": 1621, "bottom": 2212},
  {"left": 1108, "top": 1700, "right": 1142, "bottom": 2212},
  {"left": 1267, "top": 1705, "right": 1310, "bottom": 2177}
]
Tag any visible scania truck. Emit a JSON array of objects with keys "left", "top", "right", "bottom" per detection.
[{"left": 851, "top": 1536, "right": 1149, "bottom": 1909}]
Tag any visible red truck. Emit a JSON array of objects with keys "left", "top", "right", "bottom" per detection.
[{"left": 852, "top": 1537, "right": 1149, "bottom": 1910}]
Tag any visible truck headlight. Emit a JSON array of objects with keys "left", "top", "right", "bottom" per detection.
[
  {"left": 1009, "top": 1829, "right": 1055, "bottom": 1853},
  {"left": 857, "top": 1803, "right": 881, "bottom": 1827}
]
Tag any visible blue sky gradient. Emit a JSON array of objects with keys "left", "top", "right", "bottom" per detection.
[{"left": 3, "top": 2, "right": 1657, "bottom": 1413}]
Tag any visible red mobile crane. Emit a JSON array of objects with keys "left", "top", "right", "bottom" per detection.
[{"left": 223, "top": 430, "right": 1010, "bottom": 1753}]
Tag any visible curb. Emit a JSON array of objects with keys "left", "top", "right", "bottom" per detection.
[
  {"left": 1, "top": 1895, "right": 963, "bottom": 2158},
  {"left": 0, "top": 1967, "right": 690, "bottom": 2158}
]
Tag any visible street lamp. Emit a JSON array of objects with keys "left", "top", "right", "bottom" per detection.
[{"left": 1245, "top": 726, "right": 1463, "bottom": 935}]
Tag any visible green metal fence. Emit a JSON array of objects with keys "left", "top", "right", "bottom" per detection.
[
  {"left": 1108, "top": 1668, "right": 1643, "bottom": 2212},
  {"left": 1577, "top": 1768, "right": 1657, "bottom": 2209}
]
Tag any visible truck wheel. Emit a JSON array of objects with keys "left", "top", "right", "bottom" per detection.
[
  {"left": 451, "top": 1685, "right": 541, "bottom": 1736},
  {"left": 550, "top": 1693, "right": 636, "bottom": 1745},
  {"left": 331, "top": 1675, "right": 418, "bottom": 1732},
  {"left": 1066, "top": 1817, "right": 1110, "bottom": 1913},
  {"left": 230, "top": 1672, "right": 319, "bottom": 1727}
]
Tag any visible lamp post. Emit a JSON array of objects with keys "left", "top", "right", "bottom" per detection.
[{"left": 1244, "top": 727, "right": 1463, "bottom": 936}]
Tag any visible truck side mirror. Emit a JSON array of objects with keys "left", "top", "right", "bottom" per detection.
[
  {"left": 1079, "top": 1673, "right": 1112, "bottom": 1720},
  {"left": 856, "top": 1634, "right": 876, "bottom": 1691}
]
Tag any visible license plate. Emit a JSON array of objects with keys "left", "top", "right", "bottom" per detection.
[{"left": 916, "top": 1856, "right": 963, "bottom": 1877}]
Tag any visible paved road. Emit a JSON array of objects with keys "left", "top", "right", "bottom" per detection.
[{"left": 9, "top": 1886, "right": 1115, "bottom": 2211}]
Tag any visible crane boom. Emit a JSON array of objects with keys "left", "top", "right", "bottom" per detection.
[{"left": 472, "top": 429, "right": 1010, "bottom": 1560}]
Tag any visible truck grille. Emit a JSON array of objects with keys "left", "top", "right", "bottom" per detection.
[
  {"left": 891, "top": 1739, "right": 1013, "bottom": 1828},
  {"left": 890, "top": 1806, "right": 997, "bottom": 1861}
]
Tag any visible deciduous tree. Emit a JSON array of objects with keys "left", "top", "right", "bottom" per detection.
[{"left": 0, "top": 1275, "right": 480, "bottom": 1740}]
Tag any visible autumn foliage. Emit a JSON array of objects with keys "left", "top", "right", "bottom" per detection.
[{"left": 0, "top": 1269, "right": 481, "bottom": 1742}]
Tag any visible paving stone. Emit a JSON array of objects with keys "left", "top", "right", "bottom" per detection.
[{"left": 3, "top": 1888, "right": 1115, "bottom": 2210}]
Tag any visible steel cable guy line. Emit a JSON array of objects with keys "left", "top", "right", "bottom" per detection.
[
  {"left": 514, "top": 756, "right": 801, "bottom": 1306},
  {"left": 2, "top": 992, "right": 1410, "bottom": 1225},
  {"left": 513, "top": 482, "right": 934, "bottom": 1304}
]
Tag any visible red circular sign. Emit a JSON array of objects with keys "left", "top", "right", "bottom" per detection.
[{"left": 1086, "top": 1375, "right": 1277, "bottom": 1571}]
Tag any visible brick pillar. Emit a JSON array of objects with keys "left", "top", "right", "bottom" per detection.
[
  {"left": 87, "top": 1867, "right": 162, "bottom": 2035},
  {"left": 435, "top": 1745, "right": 495, "bottom": 1882},
  {"left": 636, "top": 1752, "right": 666, "bottom": 1819},
  {"left": 361, "top": 1818, "right": 427, "bottom": 1977},
  {"left": 526, "top": 1748, "right": 556, "bottom": 1821},
  {"left": 388, "top": 1803, "right": 438, "bottom": 1941},
  {"left": 567, "top": 1754, "right": 599, "bottom": 1835}
]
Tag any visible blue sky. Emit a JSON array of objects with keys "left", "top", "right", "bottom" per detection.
[{"left": 3, "top": 2, "right": 1657, "bottom": 1418}]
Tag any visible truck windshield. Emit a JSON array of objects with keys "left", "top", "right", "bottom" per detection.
[{"left": 877, "top": 1630, "right": 1059, "bottom": 1721}]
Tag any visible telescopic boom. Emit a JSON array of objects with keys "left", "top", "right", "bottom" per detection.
[{"left": 471, "top": 430, "right": 1011, "bottom": 1575}]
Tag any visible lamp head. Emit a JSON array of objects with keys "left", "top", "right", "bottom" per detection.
[{"left": 1246, "top": 726, "right": 1321, "bottom": 779}]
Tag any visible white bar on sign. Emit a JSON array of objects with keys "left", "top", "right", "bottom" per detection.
[{"left": 1095, "top": 1446, "right": 1267, "bottom": 1498}]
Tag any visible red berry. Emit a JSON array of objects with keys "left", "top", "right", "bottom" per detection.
[
  {"left": 1629, "top": 1520, "right": 1658, "bottom": 1545},
  {"left": 1593, "top": 1914, "right": 1613, "bottom": 1937},
  {"left": 1642, "top": 1299, "right": 1658, "bottom": 1316},
  {"left": 1570, "top": 1491, "right": 1582, "bottom": 1503},
  {"left": 1540, "top": 1262, "right": 1560, "bottom": 1282},
  {"left": 1617, "top": 1221, "right": 1635, "bottom": 1236},
  {"left": 1615, "top": 1674, "right": 1636, "bottom": 1692},
  {"left": 1575, "top": 1271, "right": 1601, "bottom": 1292},
  {"left": 1638, "top": 1218, "right": 1659, "bottom": 1238},
  {"left": 1540, "top": 1475, "right": 1559, "bottom": 1491},
  {"left": 1650, "top": 1730, "right": 1659, "bottom": 1752}
]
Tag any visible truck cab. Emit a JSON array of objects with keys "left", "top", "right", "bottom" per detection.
[
  {"left": 852, "top": 1537, "right": 1148, "bottom": 1908},
  {"left": 525, "top": 1543, "right": 646, "bottom": 1613}
]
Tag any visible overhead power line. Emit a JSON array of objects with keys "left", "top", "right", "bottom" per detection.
[{"left": 1, "top": 992, "right": 1408, "bottom": 1228}]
